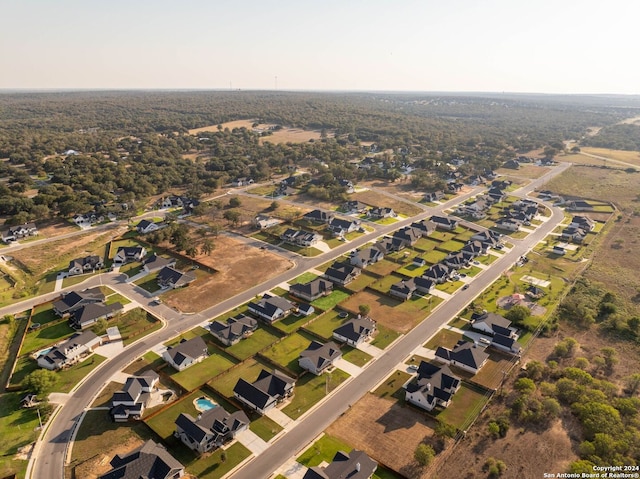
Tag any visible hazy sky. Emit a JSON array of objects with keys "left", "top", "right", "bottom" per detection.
[{"left": 1, "top": 0, "right": 638, "bottom": 94}]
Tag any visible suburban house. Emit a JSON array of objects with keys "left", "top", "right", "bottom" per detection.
[
  {"left": 248, "top": 294, "right": 295, "bottom": 323},
  {"left": 281, "top": 229, "right": 322, "bottom": 247},
  {"left": 289, "top": 278, "right": 333, "bottom": 302},
  {"left": 342, "top": 200, "right": 368, "bottom": 214},
  {"left": 303, "top": 209, "right": 335, "bottom": 224},
  {"left": 136, "top": 219, "right": 161, "bottom": 234},
  {"left": 37, "top": 330, "right": 102, "bottom": 370},
  {"left": 424, "top": 191, "right": 445, "bottom": 202},
  {"left": 113, "top": 246, "right": 147, "bottom": 264},
  {"left": 471, "top": 311, "right": 518, "bottom": 339},
  {"left": 435, "top": 340, "right": 490, "bottom": 374},
  {"left": 174, "top": 407, "right": 249, "bottom": 454},
  {"left": 561, "top": 226, "right": 588, "bottom": 243},
  {"left": 495, "top": 218, "right": 522, "bottom": 232},
  {"left": 143, "top": 254, "right": 177, "bottom": 273},
  {"left": 333, "top": 315, "right": 376, "bottom": 347},
  {"left": 73, "top": 213, "right": 101, "bottom": 227},
  {"left": 324, "top": 262, "right": 361, "bottom": 286},
  {"left": 526, "top": 285, "right": 545, "bottom": 299},
  {"left": 552, "top": 245, "right": 567, "bottom": 255},
  {"left": 209, "top": 314, "right": 258, "bottom": 346},
  {"left": 303, "top": 450, "right": 377, "bottom": 479},
  {"left": 70, "top": 302, "right": 123, "bottom": 330},
  {"left": 231, "top": 177, "right": 254, "bottom": 187},
  {"left": 98, "top": 440, "right": 184, "bottom": 479},
  {"left": 570, "top": 215, "right": 595, "bottom": 231},
  {"left": 392, "top": 226, "right": 421, "bottom": 246},
  {"left": 254, "top": 214, "right": 281, "bottom": 230},
  {"left": 369, "top": 207, "right": 396, "bottom": 219},
  {"left": 430, "top": 215, "right": 458, "bottom": 231},
  {"left": 162, "top": 336, "right": 208, "bottom": 372},
  {"left": 461, "top": 240, "right": 487, "bottom": 257},
  {"left": 110, "top": 371, "right": 159, "bottom": 422},
  {"left": 567, "top": 200, "right": 593, "bottom": 211},
  {"left": 374, "top": 236, "right": 408, "bottom": 254},
  {"left": 410, "top": 219, "right": 436, "bottom": 237},
  {"left": 67, "top": 255, "right": 104, "bottom": 276},
  {"left": 468, "top": 174, "right": 486, "bottom": 186},
  {"left": 298, "top": 340, "right": 342, "bottom": 375},
  {"left": 404, "top": 362, "right": 461, "bottom": 412},
  {"left": 389, "top": 279, "right": 417, "bottom": 301},
  {"left": 157, "top": 266, "right": 197, "bottom": 289},
  {"left": 486, "top": 187, "right": 507, "bottom": 202},
  {"left": 233, "top": 369, "right": 295, "bottom": 415},
  {"left": 1, "top": 223, "right": 38, "bottom": 243},
  {"left": 444, "top": 251, "right": 473, "bottom": 269},
  {"left": 298, "top": 303, "right": 315, "bottom": 316},
  {"left": 448, "top": 182, "right": 464, "bottom": 192},
  {"left": 471, "top": 230, "right": 501, "bottom": 248},
  {"left": 350, "top": 247, "right": 384, "bottom": 269},
  {"left": 491, "top": 333, "right": 523, "bottom": 355},
  {"left": 338, "top": 179, "right": 355, "bottom": 193},
  {"left": 503, "top": 159, "right": 520, "bottom": 169},
  {"left": 328, "top": 218, "right": 361, "bottom": 238},
  {"left": 424, "top": 263, "right": 454, "bottom": 284},
  {"left": 53, "top": 287, "right": 105, "bottom": 316}
]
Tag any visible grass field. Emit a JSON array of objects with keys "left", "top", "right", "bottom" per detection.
[
  {"left": 169, "top": 352, "right": 237, "bottom": 391},
  {"left": 145, "top": 389, "right": 209, "bottom": 441},
  {"left": 437, "top": 239, "right": 467, "bottom": 252},
  {"left": 344, "top": 273, "right": 377, "bottom": 292},
  {"left": 424, "top": 329, "right": 463, "bottom": 350},
  {"left": 186, "top": 442, "right": 251, "bottom": 479},
  {"left": 288, "top": 272, "right": 318, "bottom": 285},
  {"left": 434, "top": 383, "right": 489, "bottom": 430},
  {"left": 261, "top": 332, "right": 314, "bottom": 374},
  {"left": 208, "top": 357, "right": 275, "bottom": 397},
  {"left": 30, "top": 303, "right": 58, "bottom": 326},
  {"left": 0, "top": 391, "right": 41, "bottom": 479},
  {"left": 340, "top": 346, "right": 372, "bottom": 367},
  {"left": 249, "top": 414, "right": 283, "bottom": 442},
  {"left": 20, "top": 320, "right": 75, "bottom": 355},
  {"left": 282, "top": 368, "right": 349, "bottom": 419},
  {"left": 55, "top": 354, "right": 107, "bottom": 393},
  {"left": 303, "top": 310, "right": 345, "bottom": 340},
  {"left": 311, "top": 290, "right": 350, "bottom": 311},
  {"left": 350, "top": 190, "right": 423, "bottom": 217},
  {"left": 226, "top": 327, "right": 281, "bottom": 360},
  {"left": 373, "top": 370, "right": 412, "bottom": 400},
  {"left": 370, "top": 324, "right": 401, "bottom": 349}
]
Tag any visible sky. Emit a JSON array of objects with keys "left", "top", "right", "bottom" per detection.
[{"left": 1, "top": 0, "right": 639, "bottom": 94}]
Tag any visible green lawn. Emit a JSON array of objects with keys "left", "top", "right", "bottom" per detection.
[
  {"left": 184, "top": 442, "right": 251, "bottom": 479},
  {"left": 304, "top": 310, "right": 345, "bottom": 340},
  {"left": 280, "top": 243, "right": 323, "bottom": 257},
  {"left": 373, "top": 217, "right": 399, "bottom": 225},
  {"left": 249, "top": 414, "right": 283, "bottom": 442},
  {"left": 435, "top": 280, "right": 464, "bottom": 293},
  {"left": 365, "top": 259, "right": 400, "bottom": 276},
  {"left": 373, "top": 370, "right": 412, "bottom": 401},
  {"left": 437, "top": 239, "right": 467, "bottom": 252},
  {"left": 164, "top": 326, "right": 210, "bottom": 347},
  {"left": 261, "top": 332, "right": 314, "bottom": 374},
  {"left": 62, "top": 273, "right": 97, "bottom": 288},
  {"left": 117, "top": 309, "right": 162, "bottom": 346},
  {"left": 430, "top": 231, "right": 455, "bottom": 241},
  {"left": 145, "top": 389, "right": 208, "bottom": 441},
  {"left": 340, "top": 346, "right": 372, "bottom": 367},
  {"left": 54, "top": 354, "right": 107, "bottom": 393},
  {"left": 105, "top": 293, "right": 131, "bottom": 305},
  {"left": 133, "top": 272, "right": 161, "bottom": 293},
  {"left": 369, "top": 274, "right": 404, "bottom": 294},
  {"left": 209, "top": 357, "right": 274, "bottom": 397},
  {"left": 9, "top": 356, "right": 39, "bottom": 387},
  {"left": 396, "top": 263, "right": 428, "bottom": 278},
  {"left": 297, "top": 434, "right": 352, "bottom": 467},
  {"left": 458, "top": 265, "right": 483, "bottom": 277},
  {"left": 273, "top": 312, "right": 317, "bottom": 335},
  {"left": 370, "top": 324, "right": 401, "bottom": 349},
  {"left": 414, "top": 237, "right": 441, "bottom": 251},
  {"left": 30, "top": 303, "right": 59, "bottom": 326},
  {"left": 448, "top": 316, "right": 470, "bottom": 329},
  {"left": 120, "top": 263, "right": 144, "bottom": 278},
  {"left": 424, "top": 329, "right": 463, "bottom": 350},
  {"left": 422, "top": 249, "right": 448, "bottom": 264},
  {"left": 288, "top": 272, "right": 318, "bottom": 285},
  {"left": 170, "top": 352, "right": 238, "bottom": 391},
  {"left": 435, "top": 383, "right": 489, "bottom": 430},
  {"left": 311, "top": 290, "right": 350, "bottom": 310},
  {"left": 282, "top": 369, "right": 349, "bottom": 419},
  {"left": 344, "top": 273, "right": 377, "bottom": 292},
  {"left": 226, "top": 327, "right": 281, "bottom": 360},
  {"left": 20, "top": 321, "right": 75, "bottom": 355}
]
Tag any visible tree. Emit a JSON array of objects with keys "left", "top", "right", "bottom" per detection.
[
  {"left": 185, "top": 245, "right": 199, "bottom": 258},
  {"left": 223, "top": 210, "right": 241, "bottom": 226},
  {"left": 358, "top": 304, "right": 370, "bottom": 317},
  {"left": 505, "top": 305, "right": 530, "bottom": 324},
  {"left": 201, "top": 239, "right": 215, "bottom": 256},
  {"left": 514, "top": 378, "right": 536, "bottom": 395},
  {"left": 270, "top": 200, "right": 280, "bottom": 210},
  {"left": 24, "top": 369, "right": 58, "bottom": 396},
  {"left": 628, "top": 316, "right": 640, "bottom": 334},
  {"left": 93, "top": 318, "right": 109, "bottom": 335},
  {"left": 228, "top": 197, "right": 242, "bottom": 208},
  {"left": 624, "top": 373, "right": 640, "bottom": 395},
  {"left": 600, "top": 347, "right": 618, "bottom": 371},
  {"left": 414, "top": 444, "right": 435, "bottom": 466},
  {"left": 483, "top": 457, "right": 506, "bottom": 477}
]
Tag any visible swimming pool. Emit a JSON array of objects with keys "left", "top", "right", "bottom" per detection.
[
  {"left": 35, "top": 347, "right": 53, "bottom": 358},
  {"left": 194, "top": 396, "right": 217, "bottom": 412}
]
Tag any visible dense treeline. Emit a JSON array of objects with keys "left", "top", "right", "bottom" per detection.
[{"left": 584, "top": 124, "right": 640, "bottom": 151}]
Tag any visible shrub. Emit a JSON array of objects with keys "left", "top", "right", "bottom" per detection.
[{"left": 414, "top": 444, "right": 435, "bottom": 466}]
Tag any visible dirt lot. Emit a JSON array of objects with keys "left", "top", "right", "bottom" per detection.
[
  {"left": 496, "top": 165, "right": 550, "bottom": 179},
  {"left": 188, "top": 119, "right": 329, "bottom": 145},
  {"left": 188, "top": 119, "right": 255, "bottom": 134},
  {"left": 327, "top": 393, "right": 437, "bottom": 479},
  {"left": 162, "top": 235, "right": 293, "bottom": 313},
  {"left": 580, "top": 147, "right": 640, "bottom": 167},
  {"left": 71, "top": 435, "right": 145, "bottom": 479},
  {"left": 351, "top": 190, "right": 423, "bottom": 217},
  {"left": 35, "top": 220, "right": 81, "bottom": 238},
  {"left": 357, "top": 179, "right": 436, "bottom": 203}
]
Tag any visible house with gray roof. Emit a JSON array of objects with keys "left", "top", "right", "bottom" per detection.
[
  {"left": 404, "top": 362, "right": 461, "bottom": 411},
  {"left": 68, "top": 255, "right": 104, "bottom": 276},
  {"left": 98, "top": 440, "right": 184, "bottom": 479},
  {"left": 303, "top": 209, "right": 335, "bottom": 224},
  {"left": 349, "top": 247, "right": 384, "bottom": 269},
  {"left": 53, "top": 287, "right": 105, "bottom": 316},
  {"left": 37, "top": 330, "right": 102, "bottom": 370},
  {"left": 303, "top": 450, "right": 377, "bottom": 479},
  {"left": 299, "top": 341, "right": 342, "bottom": 375},
  {"left": 162, "top": 336, "right": 208, "bottom": 372},
  {"left": 143, "top": 254, "right": 176, "bottom": 273},
  {"left": 113, "top": 246, "right": 147, "bottom": 264},
  {"left": 328, "top": 217, "right": 361, "bottom": 238},
  {"left": 389, "top": 279, "right": 417, "bottom": 301},
  {"left": 289, "top": 278, "right": 333, "bottom": 302},
  {"left": 174, "top": 407, "right": 249, "bottom": 454},
  {"left": 424, "top": 191, "right": 445, "bottom": 203},
  {"left": 110, "top": 371, "right": 159, "bottom": 422},
  {"left": 470, "top": 311, "right": 518, "bottom": 339},
  {"left": 248, "top": 294, "right": 295, "bottom": 323},
  {"left": 157, "top": 266, "right": 196, "bottom": 289},
  {"left": 342, "top": 200, "right": 368, "bottom": 214},
  {"left": 233, "top": 369, "right": 295, "bottom": 415},
  {"left": 369, "top": 207, "right": 396, "bottom": 219},
  {"left": 70, "top": 302, "right": 123, "bottom": 330},
  {"left": 324, "top": 262, "right": 361, "bottom": 286},
  {"left": 424, "top": 263, "right": 453, "bottom": 283},
  {"left": 136, "top": 219, "right": 161, "bottom": 234},
  {"left": 435, "top": 340, "right": 489, "bottom": 374},
  {"left": 209, "top": 314, "right": 258, "bottom": 346},
  {"left": 281, "top": 229, "right": 322, "bottom": 247},
  {"left": 410, "top": 219, "right": 436, "bottom": 237},
  {"left": 333, "top": 316, "right": 376, "bottom": 347},
  {"left": 1, "top": 223, "right": 38, "bottom": 243},
  {"left": 430, "top": 215, "right": 458, "bottom": 231}
]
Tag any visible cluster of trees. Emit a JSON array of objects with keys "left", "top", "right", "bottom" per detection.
[
  {"left": 145, "top": 222, "right": 215, "bottom": 258},
  {"left": 584, "top": 124, "right": 640, "bottom": 151}
]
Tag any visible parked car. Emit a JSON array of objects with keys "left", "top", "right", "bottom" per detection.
[{"left": 462, "top": 284, "right": 469, "bottom": 290}]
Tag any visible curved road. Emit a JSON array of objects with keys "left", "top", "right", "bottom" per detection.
[{"left": 23, "top": 164, "right": 569, "bottom": 479}]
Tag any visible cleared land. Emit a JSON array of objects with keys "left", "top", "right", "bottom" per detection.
[
  {"left": 350, "top": 190, "right": 423, "bottom": 217},
  {"left": 162, "top": 235, "right": 292, "bottom": 313},
  {"left": 580, "top": 147, "right": 640, "bottom": 167},
  {"left": 327, "top": 393, "right": 437, "bottom": 479}
]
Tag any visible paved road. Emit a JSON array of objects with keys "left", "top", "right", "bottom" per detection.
[{"left": 25, "top": 164, "right": 569, "bottom": 479}]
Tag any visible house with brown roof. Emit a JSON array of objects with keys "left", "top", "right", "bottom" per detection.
[{"left": 298, "top": 341, "right": 342, "bottom": 375}]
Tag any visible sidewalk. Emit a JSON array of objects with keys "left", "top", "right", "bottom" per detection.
[
  {"left": 235, "top": 429, "right": 269, "bottom": 455},
  {"left": 54, "top": 273, "right": 65, "bottom": 292},
  {"left": 333, "top": 358, "right": 362, "bottom": 377},
  {"left": 265, "top": 408, "right": 295, "bottom": 430}
]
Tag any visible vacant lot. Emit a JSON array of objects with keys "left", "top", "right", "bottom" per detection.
[
  {"left": 260, "top": 127, "right": 327, "bottom": 144},
  {"left": 580, "top": 147, "right": 640, "bottom": 167},
  {"left": 341, "top": 290, "right": 434, "bottom": 333},
  {"left": 327, "top": 393, "right": 437, "bottom": 478},
  {"left": 162, "top": 235, "right": 292, "bottom": 313},
  {"left": 351, "top": 190, "right": 423, "bottom": 217},
  {"left": 188, "top": 119, "right": 255, "bottom": 134}
]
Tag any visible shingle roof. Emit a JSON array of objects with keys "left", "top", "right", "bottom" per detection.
[
  {"left": 99, "top": 440, "right": 183, "bottom": 479},
  {"left": 333, "top": 316, "right": 375, "bottom": 343},
  {"left": 299, "top": 341, "right": 341, "bottom": 372},
  {"left": 165, "top": 336, "right": 207, "bottom": 367}
]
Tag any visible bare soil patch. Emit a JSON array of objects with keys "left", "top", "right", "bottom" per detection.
[
  {"left": 581, "top": 147, "right": 640, "bottom": 167},
  {"left": 36, "top": 220, "right": 82, "bottom": 238},
  {"left": 162, "top": 235, "right": 293, "bottom": 313},
  {"left": 259, "top": 128, "right": 326, "bottom": 145},
  {"left": 351, "top": 190, "right": 423, "bottom": 217},
  {"left": 327, "top": 393, "right": 436, "bottom": 478},
  {"left": 357, "top": 179, "right": 430, "bottom": 202},
  {"left": 497, "top": 165, "right": 549, "bottom": 179},
  {"left": 189, "top": 119, "right": 255, "bottom": 134}
]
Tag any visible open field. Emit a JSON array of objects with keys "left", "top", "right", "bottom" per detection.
[
  {"left": 434, "top": 383, "right": 489, "bottom": 430},
  {"left": 260, "top": 127, "right": 327, "bottom": 144},
  {"left": 261, "top": 331, "right": 313, "bottom": 374},
  {"left": 169, "top": 351, "right": 238, "bottom": 391},
  {"left": 188, "top": 119, "right": 255, "bottom": 134},
  {"left": 351, "top": 190, "right": 423, "bottom": 217},
  {"left": 496, "top": 165, "right": 549, "bottom": 179},
  {"left": 580, "top": 146, "right": 640, "bottom": 166},
  {"left": 226, "top": 327, "right": 281, "bottom": 359},
  {"left": 303, "top": 309, "right": 345, "bottom": 340},
  {"left": 0, "top": 391, "right": 41, "bottom": 479},
  {"left": 208, "top": 357, "right": 274, "bottom": 397},
  {"left": 162, "top": 235, "right": 292, "bottom": 313},
  {"left": 341, "top": 290, "right": 434, "bottom": 333},
  {"left": 281, "top": 368, "right": 349, "bottom": 419},
  {"left": 327, "top": 393, "right": 437, "bottom": 479}
]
